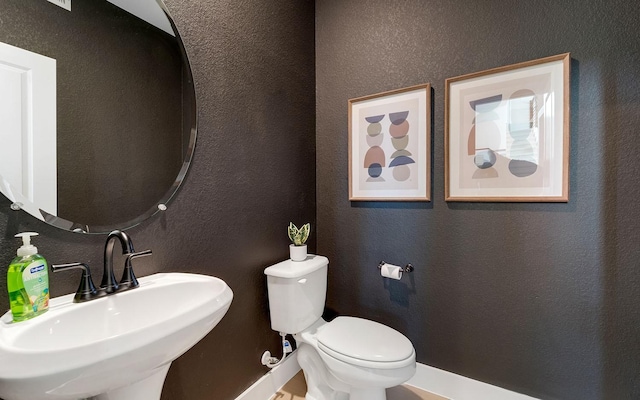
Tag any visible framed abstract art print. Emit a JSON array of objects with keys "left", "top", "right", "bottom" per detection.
[
  {"left": 349, "top": 84, "right": 431, "bottom": 201},
  {"left": 445, "top": 53, "right": 570, "bottom": 202}
]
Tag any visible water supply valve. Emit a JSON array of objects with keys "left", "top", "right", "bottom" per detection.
[{"left": 260, "top": 351, "right": 280, "bottom": 367}]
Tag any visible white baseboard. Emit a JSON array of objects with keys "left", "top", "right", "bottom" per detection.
[
  {"left": 234, "top": 352, "right": 539, "bottom": 400},
  {"left": 235, "top": 350, "right": 301, "bottom": 400},
  {"left": 406, "top": 363, "right": 540, "bottom": 400}
]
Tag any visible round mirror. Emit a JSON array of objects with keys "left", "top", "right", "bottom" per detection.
[{"left": 0, "top": 0, "right": 196, "bottom": 233}]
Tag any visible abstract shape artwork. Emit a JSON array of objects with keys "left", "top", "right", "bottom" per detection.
[
  {"left": 445, "top": 53, "right": 571, "bottom": 202},
  {"left": 473, "top": 149, "right": 497, "bottom": 169},
  {"left": 363, "top": 115, "right": 386, "bottom": 181},
  {"left": 349, "top": 84, "right": 431, "bottom": 201},
  {"left": 387, "top": 111, "right": 414, "bottom": 182}
]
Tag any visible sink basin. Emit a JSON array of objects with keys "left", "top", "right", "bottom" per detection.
[{"left": 0, "top": 272, "right": 233, "bottom": 400}]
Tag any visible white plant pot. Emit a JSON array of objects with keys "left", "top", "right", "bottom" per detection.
[{"left": 289, "top": 244, "right": 307, "bottom": 261}]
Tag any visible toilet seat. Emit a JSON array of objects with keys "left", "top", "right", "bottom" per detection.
[{"left": 316, "top": 317, "right": 415, "bottom": 369}]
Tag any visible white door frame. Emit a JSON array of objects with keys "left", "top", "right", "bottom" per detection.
[{"left": 0, "top": 41, "right": 57, "bottom": 221}]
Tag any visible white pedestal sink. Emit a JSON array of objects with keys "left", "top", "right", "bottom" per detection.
[{"left": 0, "top": 273, "right": 233, "bottom": 400}]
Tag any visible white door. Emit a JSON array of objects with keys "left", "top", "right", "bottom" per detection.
[{"left": 0, "top": 41, "right": 56, "bottom": 220}]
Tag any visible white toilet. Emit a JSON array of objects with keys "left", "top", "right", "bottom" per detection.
[{"left": 264, "top": 255, "right": 416, "bottom": 400}]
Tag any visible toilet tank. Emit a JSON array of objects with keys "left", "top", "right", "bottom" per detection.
[{"left": 264, "top": 255, "right": 328, "bottom": 334}]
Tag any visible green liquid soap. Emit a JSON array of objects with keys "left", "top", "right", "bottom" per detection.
[{"left": 7, "top": 233, "right": 50, "bottom": 322}]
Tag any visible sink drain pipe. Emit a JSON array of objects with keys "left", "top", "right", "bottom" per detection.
[{"left": 261, "top": 332, "right": 292, "bottom": 369}]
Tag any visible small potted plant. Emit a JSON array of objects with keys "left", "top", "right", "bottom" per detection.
[{"left": 288, "top": 222, "right": 310, "bottom": 261}]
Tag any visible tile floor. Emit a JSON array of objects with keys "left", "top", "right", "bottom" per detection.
[{"left": 270, "top": 371, "right": 449, "bottom": 400}]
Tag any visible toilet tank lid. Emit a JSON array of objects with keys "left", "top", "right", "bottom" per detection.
[{"left": 264, "top": 255, "right": 328, "bottom": 278}]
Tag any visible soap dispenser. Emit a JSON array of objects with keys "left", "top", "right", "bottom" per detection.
[{"left": 7, "top": 232, "right": 50, "bottom": 322}]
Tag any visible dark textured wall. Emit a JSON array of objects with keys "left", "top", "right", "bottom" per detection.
[
  {"left": 0, "top": 0, "right": 183, "bottom": 227},
  {"left": 2, "top": 1, "right": 638, "bottom": 399},
  {"left": 316, "top": 1, "right": 640, "bottom": 400},
  {"left": 0, "top": 0, "right": 315, "bottom": 399}
]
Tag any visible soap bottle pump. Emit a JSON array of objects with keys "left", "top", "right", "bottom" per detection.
[{"left": 7, "top": 232, "right": 50, "bottom": 322}]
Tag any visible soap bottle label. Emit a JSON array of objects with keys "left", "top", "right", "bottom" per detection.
[{"left": 22, "top": 260, "right": 49, "bottom": 313}]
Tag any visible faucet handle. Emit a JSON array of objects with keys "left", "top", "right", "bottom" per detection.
[
  {"left": 51, "top": 263, "right": 102, "bottom": 303},
  {"left": 127, "top": 249, "right": 152, "bottom": 259},
  {"left": 119, "top": 250, "right": 152, "bottom": 291}
]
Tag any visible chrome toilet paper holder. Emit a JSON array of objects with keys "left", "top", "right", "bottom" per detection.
[{"left": 378, "top": 261, "right": 414, "bottom": 273}]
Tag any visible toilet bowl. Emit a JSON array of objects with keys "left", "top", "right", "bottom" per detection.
[{"left": 264, "top": 255, "right": 416, "bottom": 400}]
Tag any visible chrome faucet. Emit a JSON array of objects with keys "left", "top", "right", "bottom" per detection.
[{"left": 51, "top": 230, "right": 152, "bottom": 302}]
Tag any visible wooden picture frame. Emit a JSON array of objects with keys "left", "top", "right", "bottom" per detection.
[
  {"left": 349, "top": 84, "right": 431, "bottom": 201},
  {"left": 445, "top": 53, "right": 570, "bottom": 202}
]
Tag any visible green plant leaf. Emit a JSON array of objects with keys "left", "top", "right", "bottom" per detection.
[
  {"left": 299, "top": 223, "right": 310, "bottom": 244},
  {"left": 288, "top": 222, "right": 297, "bottom": 243},
  {"left": 288, "top": 222, "right": 311, "bottom": 246}
]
